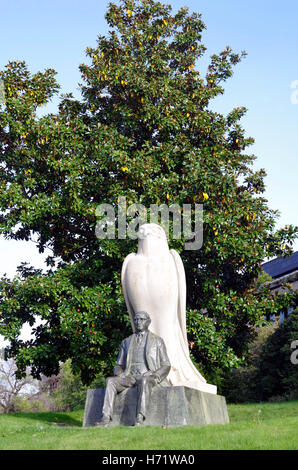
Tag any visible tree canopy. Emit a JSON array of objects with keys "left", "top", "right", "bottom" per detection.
[{"left": 0, "top": 0, "right": 297, "bottom": 384}]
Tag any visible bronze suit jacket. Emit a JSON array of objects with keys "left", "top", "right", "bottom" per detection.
[{"left": 114, "top": 330, "right": 171, "bottom": 386}]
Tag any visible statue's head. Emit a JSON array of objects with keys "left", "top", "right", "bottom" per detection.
[
  {"left": 138, "top": 223, "right": 167, "bottom": 241},
  {"left": 134, "top": 311, "right": 151, "bottom": 332}
]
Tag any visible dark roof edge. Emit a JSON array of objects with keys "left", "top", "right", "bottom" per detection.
[{"left": 265, "top": 269, "right": 298, "bottom": 291}]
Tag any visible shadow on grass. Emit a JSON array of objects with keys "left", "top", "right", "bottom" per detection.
[{"left": 4, "top": 411, "right": 82, "bottom": 427}]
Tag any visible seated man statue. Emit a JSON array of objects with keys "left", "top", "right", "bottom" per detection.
[{"left": 97, "top": 311, "right": 171, "bottom": 427}]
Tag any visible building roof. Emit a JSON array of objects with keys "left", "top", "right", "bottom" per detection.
[{"left": 262, "top": 251, "right": 298, "bottom": 279}]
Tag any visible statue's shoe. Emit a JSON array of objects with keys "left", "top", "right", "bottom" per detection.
[
  {"left": 95, "top": 416, "right": 111, "bottom": 427},
  {"left": 135, "top": 413, "right": 145, "bottom": 426}
]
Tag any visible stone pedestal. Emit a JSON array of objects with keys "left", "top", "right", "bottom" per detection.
[{"left": 83, "top": 386, "right": 229, "bottom": 427}]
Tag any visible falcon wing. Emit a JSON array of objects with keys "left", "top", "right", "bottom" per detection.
[
  {"left": 121, "top": 252, "right": 137, "bottom": 333},
  {"left": 170, "top": 249, "right": 207, "bottom": 384},
  {"left": 169, "top": 249, "right": 188, "bottom": 347}
]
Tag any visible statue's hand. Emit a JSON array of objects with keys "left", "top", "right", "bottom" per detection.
[
  {"left": 143, "top": 371, "right": 160, "bottom": 384},
  {"left": 114, "top": 371, "right": 135, "bottom": 386},
  {"left": 151, "top": 373, "right": 160, "bottom": 383},
  {"left": 125, "top": 374, "right": 137, "bottom": 386}
]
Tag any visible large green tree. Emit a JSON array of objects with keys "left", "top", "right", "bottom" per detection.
[{"left": 0, "top": 0, "right": 297, "bottom": 384}]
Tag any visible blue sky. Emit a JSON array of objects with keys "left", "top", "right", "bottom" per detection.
[{"left": 0, "top": 0, "right": 298, "bottom": 280}]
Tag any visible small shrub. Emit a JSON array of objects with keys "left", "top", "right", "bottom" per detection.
[{"left": 11, "top": 396, "right": 47, "bottom": 413}]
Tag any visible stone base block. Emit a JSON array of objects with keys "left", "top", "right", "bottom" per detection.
[{"left": 83, "top": 386, "right": 229, "bottom": 427}]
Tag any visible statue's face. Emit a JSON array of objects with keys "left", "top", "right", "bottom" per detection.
[
  {"left": 134, "top": 312, "right": 151, "bottom": 332},
  {"left": 138, "top": 223, "right": 166, "bottom": 241}
]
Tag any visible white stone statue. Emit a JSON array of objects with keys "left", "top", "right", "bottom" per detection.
[{"left": 121, "top": 223, "right": 217, "bottom": 394}]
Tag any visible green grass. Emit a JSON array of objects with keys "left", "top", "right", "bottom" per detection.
[{"left": 0, "top": 401, "right": 297, "bottom": 450}]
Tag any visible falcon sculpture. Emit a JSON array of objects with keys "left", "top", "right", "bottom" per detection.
[{"left": 121, "top": 223, "right": 216, "bottom": 394}]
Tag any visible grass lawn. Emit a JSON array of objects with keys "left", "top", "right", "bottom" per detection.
[{"left": 0, "top": 401, "right": 297, "bottom": 450}]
